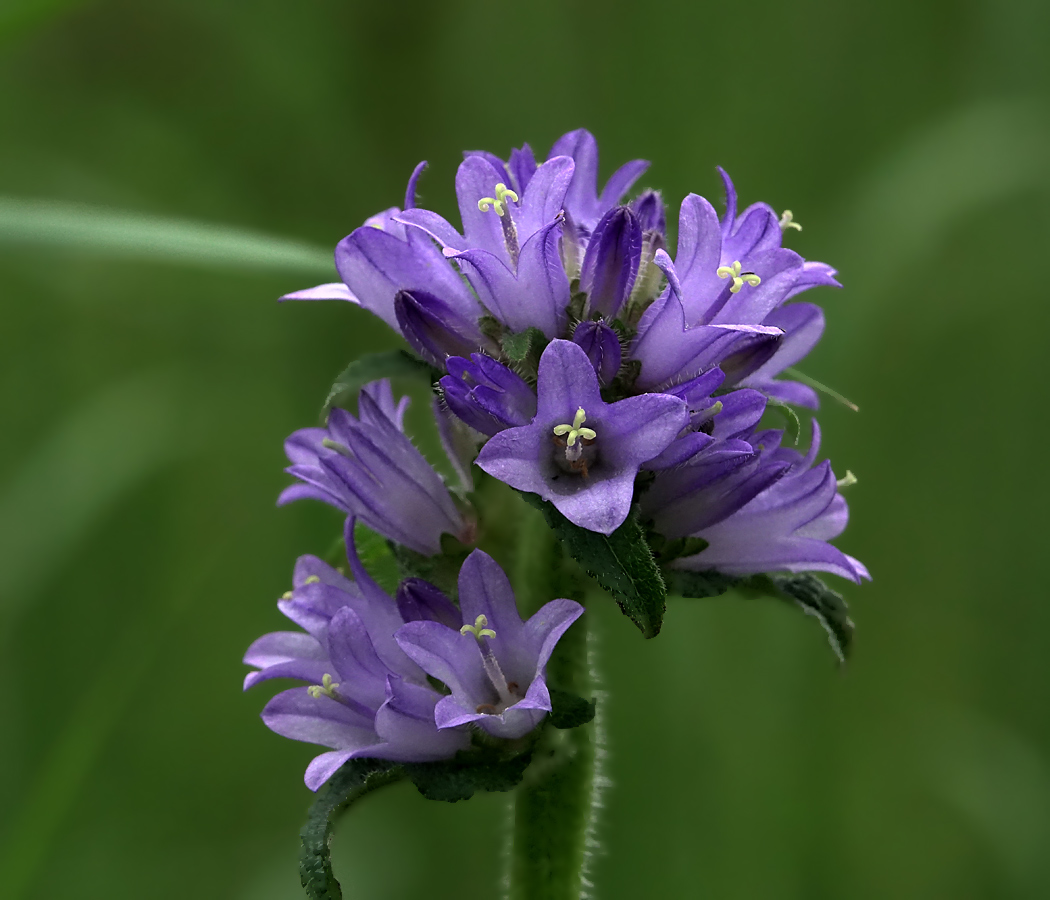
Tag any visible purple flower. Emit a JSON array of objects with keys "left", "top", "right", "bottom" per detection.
[
  {"left": 279, "top": 380, "right": 467, "bottom": 556},
  {"left": 395, "top": 154, "right": 577, "bottom": 338},
  {"left": 440, "top": 353, "right": 538, "bottom": 437},
  {"left": 671, "top": 422, "right": 871, "bottom": 583},
  {"left": 475, "top": 340, "right": 688, "bottom": 535},
  {"left": 244, "top": 519, "right": 470, "bottom": 790},
  {"left": 396, "top": 549, "right": 584, "bottom": 740},
  {"left": 571, "top": 320, "right": 622, "bottom": 386}
]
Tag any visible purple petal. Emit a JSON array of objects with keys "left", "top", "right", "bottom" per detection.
[
  {"left": 534, "top": 339, "right": 604, "bottom": 422},
  {"left": 404, "top": 160, "right": 428, "bottom": 210},
  {"left": 243, "top": 631, "right": 326, "bottom": 669},
  {"left": 395, "top": 620, "right": 492, "bottom": 705},
  {"left": 600, "top": 158, "right": 650, "bottom": 208},
  {"left": 261, "top": 687, "right": 378, "bottom": 748}
]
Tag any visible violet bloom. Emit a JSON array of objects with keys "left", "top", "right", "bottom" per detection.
[
  {"left": 244, "top": 519, "right": 470, "bottom": 791},
  {"left": 671, "top": 421, "right": 870, "bottom": 583},
  {"left": 396, "top": 549, "right": 584, "bottom": 740},
  {"left": 476, "top": 340, "right": 688, "bottom": 535},
  {"left": 571, "top": 320, "right": 622, "bottom": 386},
  {"left": 279, "top": 380, "right": 467, "bottom": 556}
]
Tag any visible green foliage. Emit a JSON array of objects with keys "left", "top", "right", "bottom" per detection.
[
  {"left": 666, "top": 567, "right": 741, "bottom": 599},
  {"left": 299, "top": 760, "right": 405, "bottom": 900},
  {"left": 743, "top": 572, "right": 854, "bottom": 664},
  {"left": 667, "top": 566, "right": 854, "bottom": 662},
  {"left": 322, "top": 350, "right": 435, "bottom": 419},
  {"left": 520, "top": 493, "right": 666, "bottom": 638},
  {"left": 404, "top": 749, "right": 534, "bottom": 802},
  {"left": 500, "top": 327, "right": 548, "bottom": 383},
  {"left": 548, "top": 688, "right": 596, "bottom": 730}
]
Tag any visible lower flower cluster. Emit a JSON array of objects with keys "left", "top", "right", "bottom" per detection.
[{"left": 245, "top": 518, "right": 582, "bottom": 789}]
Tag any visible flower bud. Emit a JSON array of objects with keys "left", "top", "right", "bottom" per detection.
[
  {"left": 630, "top": 190, "right": 666, "bottom": 236},
  {"left": 441, "top": 353, "right": 538, "bottom": 436},
  {"left": 395, "top": 578, "right": 462, "bottom": 630},
  {"left": 393, "top": 289, "right": 491, "bottom": 367},
  {"left": 579, "top": 206, "right": 642, "bottom": 319},
  {"left": 571, "top": 320, "right": 622, "bottom": 385}
]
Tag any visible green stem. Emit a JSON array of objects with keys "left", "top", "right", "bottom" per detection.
[
  {"left": 507, "top": 516, "right": 602, "bottom": 899},
  {"left": 299, "top": 759, "right": 405, "bottom": 900}
]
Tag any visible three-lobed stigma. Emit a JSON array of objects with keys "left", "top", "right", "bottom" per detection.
[
  {"left": 552, "top": 407, "right": 597, "bottom": 448},
  {"left": 478, "top": 183, "right": 518, "bottom": 217},
  {"left": 716, "top": 260, "right": 762, "bottom": 293},
  {"left": 779, "top": 209, "right": 802, "bottom": 231},
  {"left": 461, "top": 614, "right": 497, "bottom": 641},
  {"left": 307, "top": 673, "right": 341, "bottom": 700}
]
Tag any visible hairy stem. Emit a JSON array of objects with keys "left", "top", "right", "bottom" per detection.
[
  {"left": 507, "top": 513, "right": 602, "bottom": 899},
  {"left": 299, "top": 759, "right": 405, "bottom": 900}
]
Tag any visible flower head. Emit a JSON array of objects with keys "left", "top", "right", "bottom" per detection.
[
  {"left": 475, "top": 340, "right": 688, "bottom": 534},
  {"left": 279, "top": 380, "right": 467, "bottom": 556},
  {"left": 396, "top": 549, "right": 584, "bottom": 739},
  {"left": 244, "top": 519, "right": 470, "bottom": 790}
]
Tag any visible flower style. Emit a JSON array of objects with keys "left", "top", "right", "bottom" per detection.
[
  {"left": 244, "top": 519, "right": 471, "bottom": 790},
  {"left": 396, "top": 549, "right": 584, "bottom": 739},
  {"left": 279, "top": 379, "right": 467, "bottom": 555},
  {"left": 475, "top": 340, "right": 688, "bottom": 534}
]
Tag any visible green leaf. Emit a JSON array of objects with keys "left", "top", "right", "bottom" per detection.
[
  {"left": 299, "top": 759, "right": 405, "bottom": 900},
  {"left": 352, "top": 523, "right": 401, "bottom": 594},
  {"left": 322, "top": 349, "right": 435, "bottom": 418},
  {"left": 666, "top": 568, "right": 854, "bottom": 663},
  {"left": 666, "top": 567, "right": 741, "bottom": 599},
  {"left": 746, "top": 572, "right": 854, "bottom": 663},
  {"left": 520, "top": 493, "right": 666, "bottom": 638},
  {"left": 404, "top": 750, "right": 533, "bottom": 802},
  {"left": 548, "top": 688, "right": 596, "bottom": 730}
]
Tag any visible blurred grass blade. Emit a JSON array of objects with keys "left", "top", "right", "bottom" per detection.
[{"left": 0, "top": 197, "right": 335, "bottom": 274}]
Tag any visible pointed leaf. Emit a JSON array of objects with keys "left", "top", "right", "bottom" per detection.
[
  {"left": 404, "top": 749, "right": 533, "bottom": 802},
  {"left": 548, "top": 688, "right": 596, "bottom": 730},
  {"left": 520, "top": 493, "right": 666, "bottom": 638},
  {"left": 744, "top": 572, "right": 854, "bottom": 663},
  {"left": 322, "top": 349, "right": 436, "bottom": 418}
]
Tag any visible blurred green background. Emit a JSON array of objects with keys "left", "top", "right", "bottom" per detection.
[{"left": 1, "top": 0, "right": 1048, "bottom": 897}]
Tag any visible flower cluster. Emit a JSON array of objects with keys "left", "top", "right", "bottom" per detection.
[
  {"left": 250, "top": 130, "right": 869, "bottom": 790},
  {"left": 284, "top": 129, "right": 868, "bottom": 583},
  {"left": 246, "top": 518, "right": 582, "bottom": 788}
]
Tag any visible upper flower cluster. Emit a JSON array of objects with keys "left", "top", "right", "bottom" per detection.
[{"left": 283, "top": 128, "right": 867, "bottom": 583}]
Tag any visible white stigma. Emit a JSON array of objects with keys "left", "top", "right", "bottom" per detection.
[
  {"left": 716, "top": 260, "right": 761, "bottom": 293},
  {"left": 779, "top": 209, "right": 802, "bottom": 231}
]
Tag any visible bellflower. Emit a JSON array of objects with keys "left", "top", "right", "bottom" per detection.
[
  {"left": 396, "top": 549, "right": 584, "bottom": 740},
  {"left": 244, "top": 519, "right": 470, "bottom": 790},
  {"left": 671, "top": 422, "right": 871, "bottom": 583},
  {"left": 476, "top": 340, "right": 688, "bottom": 534},
  {"left": 279, "top": 379, "right": 467, "bottom": 556}
]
